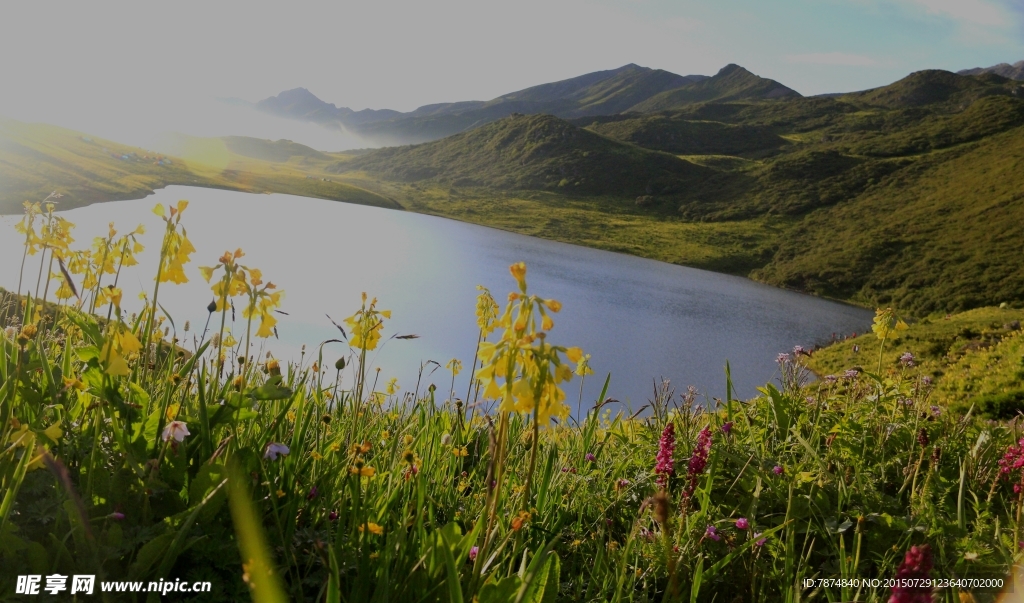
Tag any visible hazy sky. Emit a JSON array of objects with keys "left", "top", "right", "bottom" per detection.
[{"left": 1, "top": 0, "right": 1022, "bottom": 146}]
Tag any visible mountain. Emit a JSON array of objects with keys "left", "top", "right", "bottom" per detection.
[
  {"left": 255, "top": 88, "right": 401, "bottom": 127},
  {"left": 625, "top": 64, "right": 800, "bottom": 113},
  {"left": 330, "top": 113, "right": 711, "bottom": 196},
  {"left": 847, "top": 69, "right": 1021, "bottom": 108},
  {"left": 959, "top": 60, "right": 1024, "bottom": 80},
  {"left": 255, "top": 64, "right": 718, "bottom": 144}
]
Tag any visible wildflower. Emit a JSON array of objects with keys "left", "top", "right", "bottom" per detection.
[
  {"left": 753, "top": 532, "right": 766, "bottom": 546},
  {"left": 359, "top": 522, "right": 384, "bottom": 535},
  {"left": 264, "top": 442, "right": 290, "bottom": 461},
  {"left": 921, "top": 375, "right": 933, "bottom": 386},
  {"left": 999, "top": 438, "right": 1024, "bottom": 488},
  {"left": 585, "top": 452, "right": 596, "bottom": 462},
  {"left": 511, "top": 510, "right": 531, "bottom": 531},
  {"left": 843, "top": 369, "right": 859, "bottom": 380},
  {"left": 735, "top": 517, "right": 749, "bottom": 530},
  {"left": 354, "top": 440, "right": 372, "bottom": 454},
  {"left": 446, "top": 358, "right": 462, "bottom": 376},
  {"left": 152, "top": 201, "right": 196, "bottom": 284},
  {"left": 705, "top": 525, "right": 721, "bottom": 541},
  {"left": 307, "top": 486, "right": 318, "bottom": 501},
  {"left": 615, "top": 478, "right": 630, "bottom": 491},
  {"left": 343, "top": 293, "right": 390, "bottom": 351},
  {"left": 575, "top": 353, "right": 593, "bottom": 377},
  {"left": 453, "top": 446, "right": 468, "bottom": 457},
  {"left": 329, "top": 511, "right": 338, "bottom": 521},
  {"left": 899, "top": 352, "right": 915, "bottom": 367},
  {"left": 824, "top": 374, "right": 838, "bottom": 384},
  {"left": 888, "top": 545, "right": 933, "bottom": 603},
  {"left": 310, "top": 451, "right": 323, "bottom": 461},
  {"left": 684, "top": 427, "right": 713, "bottom": 498},
  {"left": 386, "top": 377, "right": 399, "bottom": 395},
  {"left": 873, "top": 307, "right": 908, "bottom": 341},
  {"left": 109, "top": 512, "right": 125, "bottom": 521},
  {"left": 403, "top": 434, "right": 414, "bottom": 446},
  {"left": 266, "top": 358, "right": 281, "bottom": 376},
  {"left": 469, "top": 546, "right": 479, "bottom": 561},
  {"left": 930, "top": 405, "right": 941, "bottom": 417},
  {"left": 474, "top": 286, "right": 500, "bottom": 335},
  {"left": 276, "top": 490, "right": 286, "bottom": 498},
  {"left": 161, "top": 421, "right": 190, "bottom": 443},
  {"left": 793, "top": 345, "right": 806, "bottom": 356},
  {"left": 772, "top": 465, "right": 784, "bottom": 476},
  {"left": 441, "top": 433, "right": 452, "bottom": 446},
  {"left": 776, "top": 352, "right": 790, "bottom": 364},
  {"left": 721, "top": 421, "right": 733, "bottom": 434},
  {"left": 917, "top": 429, "right": 929, "bottom": 447},
  {"left": 655, "top": 422, "right": 675, "bottom": 490}
]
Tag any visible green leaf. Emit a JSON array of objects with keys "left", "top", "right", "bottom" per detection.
[{"left": 250, "top": 375, "right": 293, "bottom": 401}]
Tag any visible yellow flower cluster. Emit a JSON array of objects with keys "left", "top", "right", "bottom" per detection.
[
  {"left": 474, "top": 262, "right": 584, "bottom": 427},
  {"left": 871, "top": 307, "right": 908, "bottom": 341},
  {"left": 152, "top": 201, "right": 195, "bottom": 284},
  {"left": 343, "top": 293, "right": 391, "bottom": 351},
  {"left": 475, "top": 285, "right": 500, "bottom": 335},
  {"left": 200, "top": 249, "right": 284, "bottom": 339}
]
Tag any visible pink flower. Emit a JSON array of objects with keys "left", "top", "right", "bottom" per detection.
[
  {"left": 469, "top": 546, "right": 479, "bottom": 561},
  {"left": 720, "top": 422, "right": 733, "bottom": 434},
  {"left": 109, "top": 512, "right": 125, "bottom": 521},
  {"left": 773, "top": 465, "right": 784, "bottom": 476},
  {"left": 328, "top": 510, "right": 338, "bottom": 521},
  {"left": 307, "top": 486, "right": 318, "bottom": 501},
  {"left": 684, "top": 427, "right": 712, "bottom": 498},
  {"left": 753, "top": 532, "right": 766, "bottom": 546},
  {"left": 705, "top": 525, "right": 720, "bottom": 541},
  {"left": 999, "top": 438, "right": 1024, "bottom": 490},
  {"left": 585, "top": 452, "right": 596, "bottom": 462},
  {"left": 161, "top": 420, "right": 190, "bottom": 443},
  {"left": 655, "top": 422, "right": 676, "bottom": 490},
  {"left": 735, "top": 517, "right": 749, "bottom": 530},
  {"left": 888, "top": 545, "right": 933, "bottom": 603}
]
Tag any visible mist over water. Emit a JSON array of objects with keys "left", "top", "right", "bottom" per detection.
[
  {"left": 0, "top": 187, "right": 872, "bottom": 411},
  {"left": 0, "top": 94, "right": 373, "bottom": 154}
]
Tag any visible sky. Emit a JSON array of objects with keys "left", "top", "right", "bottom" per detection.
[{"left": 1, "top": 0, "right": 1022, "bottom": 148}]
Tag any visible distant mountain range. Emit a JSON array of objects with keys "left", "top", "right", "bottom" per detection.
[
  {"left": 253, "top": 63, "right": 798, "bottom": 145},
  {"left": 959, "top": 60, "right": 1024, "bottom": 80}
]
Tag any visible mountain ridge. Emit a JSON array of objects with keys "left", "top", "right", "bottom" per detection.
[{"left": 958, "top": 60, "right": 1024, "bottom": 80}]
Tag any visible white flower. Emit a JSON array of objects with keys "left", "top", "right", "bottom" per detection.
[
  {"left": 161, "top": 420, "right": 190, "bottom": 442},
  {"left": 264, "top": 442, "right": 290, "bottom": 460}
]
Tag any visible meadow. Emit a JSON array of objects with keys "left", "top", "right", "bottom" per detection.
[{"left": 1, "top": 198, "right": 1021, "bottom": 602}]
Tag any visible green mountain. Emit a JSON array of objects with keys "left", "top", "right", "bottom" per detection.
[
  {"left": 848, "top": 69, "right": 1020, "bottom": 108},
  {"left": 331, "top": 113, "right": 711, "bottom": 196},
  {"left": 625, "top": 64, "right": 799, "bottom": 112}
]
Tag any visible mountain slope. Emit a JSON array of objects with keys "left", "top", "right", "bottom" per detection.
[
  {"left": 331, "top": 113, "right": 711, "bottom": 196},
  {"left": 753, "top": 124, "right": 1024, "bottom": 314},
  {"left": 846, "top": 69, "right": 1020, "bottom": 108},
  {"left": 959, "top": 60, "right": 1024, "bottom": 80},
  {"left": 626, "top": 64, "right": 800, "bottom": 113},
  {"left": 255, "top": 64, "right": 718, "bottom": 144}
]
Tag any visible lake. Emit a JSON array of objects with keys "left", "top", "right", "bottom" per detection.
[{"left": 0, "top": 186, "right": 872, "bottom": 411}]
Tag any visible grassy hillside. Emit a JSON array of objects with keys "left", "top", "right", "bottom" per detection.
[
  {"left": 806, "top": 306, "right": 1024, "bottom": 412},
  {"left": 0, "top": 120, "right": 398, "bottom": 214},
  {"left": 333, "top": 113, "right": 713, "bottom": 197}
]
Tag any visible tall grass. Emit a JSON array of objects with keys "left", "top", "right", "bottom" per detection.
[{"left": 0, "top": 198, "right": 1019, "bottom": 602}]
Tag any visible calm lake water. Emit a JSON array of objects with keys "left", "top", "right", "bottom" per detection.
[{"left": 0, "top": 186, "right": 872, "bottom": 409}]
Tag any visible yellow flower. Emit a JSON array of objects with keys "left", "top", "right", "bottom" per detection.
[
  {"left": 509, "top": 262, "right": 527, "bottom": 291},
  {"left": 100, "top": 325, "right": 142, "bottom": 376},
  {"left": 276, "top": 489, "right": 286, "bottom": 498},
  {"left": 403, "top": 434, "right": 414, "bottom": 446},
  {"left": 453, "top": 446, "right": 468, "bottom": 457},
  {"left": 474, "top": 286, "right": 500, "bottom": 335},
  {"left": 349, "top": 465, "right": 376, "bottom": 477},
  {"left": 343, "top": 294, "right": 389, "bottom": 351},
  {"left": 329, "top": 442, "right": 341, "bottom": 453},
  {"left": 310, "top": 451, "right": 323, "bottom": 461},
  {"left": 871, "top": 307, "right": 908, "bottom": 340},
  {"left": 575, "top": 353, "right": 593, "bottom": 377},
  {"left": 359, "top": 522, "right": 384, "bottom": 535},
  {"left": 381, "top": 430, "right": 390, "bottom": 440},
  {"left": 446, "top": 358, "right": 462, "bottom": 377},
  {"left": 386, "top": 377, "right": 400, "bottom": 395}
]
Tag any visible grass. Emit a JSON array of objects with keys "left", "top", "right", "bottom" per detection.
[
  {"left": 807, "top": 306, "right": 1024, "bottom": 412},
  {"left": 1, "top": 201, "right": 1022, "bottom": 602}
]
